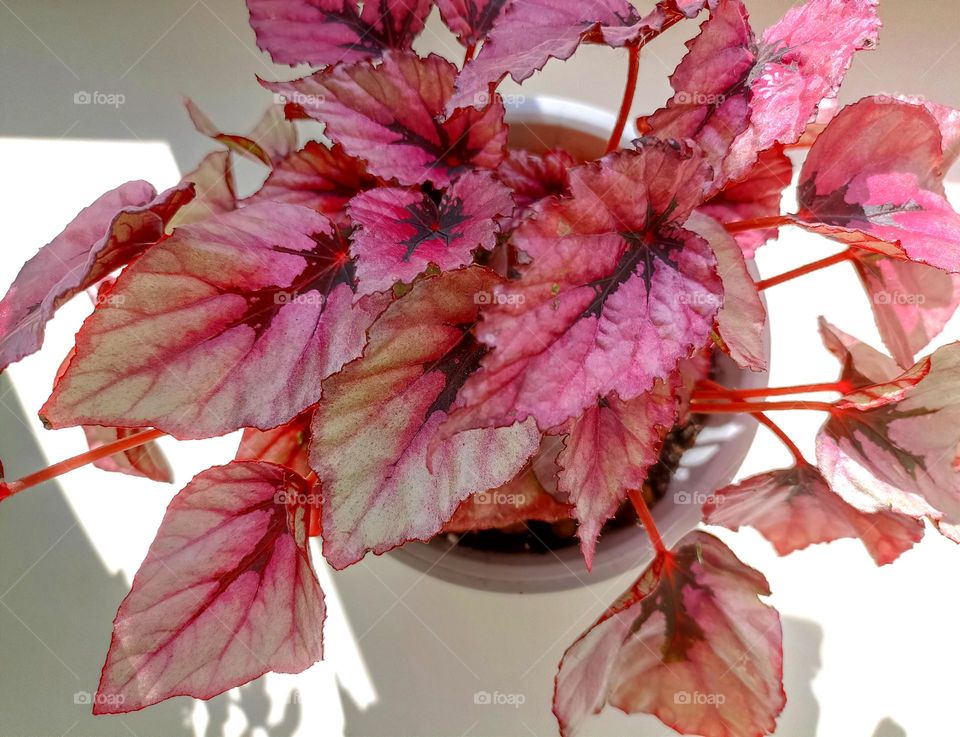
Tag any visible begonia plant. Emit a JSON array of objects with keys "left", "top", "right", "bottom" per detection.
[{"left": 2, "top": 0, "right": 960, "bottom": 734}]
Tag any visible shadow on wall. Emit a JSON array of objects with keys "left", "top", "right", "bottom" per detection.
[{"left": 0, "top": 373, "right": 298, "bottom": 737}]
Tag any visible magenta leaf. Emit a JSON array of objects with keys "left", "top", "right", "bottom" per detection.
[
  {"left": 84, "top": 425, "right": 173, "bottom": 483},
  {"left": 93, "top": 461, "right": 324, "bottom": 713},
  {"left": 556, "top": 378, "right": 679, "bottom": 569},
  {"left": 247, "top": 0, "right": 432, "bottom": 67},
  {"left": 347, "top": 171, "right": 514, "bottom": 296},
  {"left": 818, "top": 318, "right": 901, "bottom": 388},
  {"left": 704, "top": 464, "right": 923, "bottom": 565},
  {"left": 246, "top": 141, "right": 376, "bottom": 226},
  {"left": 639, "top": 0, "right": 879, "bottom": 183},
  {"left": 817, "top": 328, "right": 960, "bottom": 541},
  {"left": 554, "top": 531, "right": 784, "bottom": 737},
  {"left": 851, "top": 253, "right": 960, "bottom": 369},
  {"left": 442, "top": 465, "right": 571, "bottom": 533},
  {"left": 687, "top": 212, "right": 766, "bottom": 370},
  {"left": 237, "top": 411, "right": 314, "bottom": 478},
  {"left": 0, "top": 181, "right": 193, "bottom": 372},
  {"left": 699, "top": 146, "right": 792, "bottom": 257},
  {"left": 436, "top": 0, "right": 511, "bottom": 46},
  {"left": 447, "top": 0, "right": 702, "bottom": 113},
  {"left": 262, "top": 52, "right": 507, "bottom": 186},
  {"left": 796, "top": 97, "right": 960, "bottom": 272},
  {"left": 496, "top": 148, "right": 574, "bottom": 216},
  {"left": 41, "top": 203, "right": 389, "bottom": 439},
  {"left": 309, "top": 267, "right": 539, "bottom": 569},
  {"left": 441, "top": 143, "right": 720, "bottom": 435},
  {"left": 185, "top": 99, "right": 296, "bottom": 167}
]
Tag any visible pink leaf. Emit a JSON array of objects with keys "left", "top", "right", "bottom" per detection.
[
  {"left": 436, "top": 0, "right": 511, "bottom": 46},
  {"left": 236, "top": 411, "right": 314, "bottom": 478},
  {"left": 687, "top": 212, "right": 766, "bottom": 370},
  {"left": 639, "top": 0, "right": 879, "bottom": 183},
  {"left": 246, "top": 141, "right": 376, "bottom": 226},
  {"left": 796, "top": 97, "right": 960, "bottom": 272},
  {"left": 309, "top": 267, "right": 540, "bottom": 569},
  {"left": 556, "top": 378, "right": 679, "bottom": 569},
  {"left": 94, "top": 461, "right": 324, "bottom": 713},
  {"left": 84, "top": 425, "right": 173, "bottom": 483},
  {"left": 698, "top": 146, "right": 793, "bottom": 257},
  {"left": 442, "top": 465, "right": 572, "bottom": 533},
  {"left": 168, "top": 151, "right": 237, "bottom": 229},
  {"left": 817, "top": 335, "right": 960, "bottom": 540},
  {"left": 247, "top": 0, "right": 432, "bottom": 66},
  {"left": 447, "top": 0, "right": 699, "bottom": 113},
  {"left": 441, "top": 143, "right": 720, "bottom": 435},
  {"left": 347, "top": 171, "right": 513, "bottom": 296},
  {"left": 554, "top": 531, "right": 784, "bottom": 737},
  {"left": 704, "top": 464, "right": 923, "bottom": 565},
  {"left": 851, "top": 253, "right": 960, "bottom": 369},
  {"left": 261, "top": 52, "right": 507, "bottom": 186},
  {"left": 41, "top": 203, "right": 388, "bottom": 439},
  {"left": 185, "top": 99, "right": 296, "bottom": 167},
  {"left": 496, "top": 148, "right": 574, "bottom": 214},
  {"left": 0, "top": 181, "right": 193, "bottom": 372}
]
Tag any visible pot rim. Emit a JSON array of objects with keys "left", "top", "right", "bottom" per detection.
[{"left": 391, "top": 96, "right": 768, "bottom": 593}]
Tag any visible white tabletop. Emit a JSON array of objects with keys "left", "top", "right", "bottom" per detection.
[{"left": 1, "top": 2, "right": 959, "bottom": 736}]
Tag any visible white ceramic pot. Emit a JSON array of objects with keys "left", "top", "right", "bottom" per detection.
[{"left": 392, "top": 97, "right": 769, "bottom": 592}]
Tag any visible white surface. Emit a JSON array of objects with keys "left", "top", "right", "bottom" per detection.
[{"left": 1, "top": 2, "right": 960, "bottom": 737}]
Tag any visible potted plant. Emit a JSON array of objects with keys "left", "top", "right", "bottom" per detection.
[{"left": 1, "top": 0, "right": 959, "bottom": 734}]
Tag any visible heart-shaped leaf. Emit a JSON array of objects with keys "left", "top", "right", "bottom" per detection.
[
  {"left": 704, "top": 463, "right": 923, "bottom": 565},
  {"left": 441, "top": 143, "right": 720, "bottom": 435},
  {"left": 347, "top": 170, "right": 514, "bottom": 296},
  {"left": 554, "top": 531, "right": 784, "bottom": 737},
  {"left": 796, "top": 97, "right": 960, "bottom": 272},
  {"left": 0, "top": 181, "right": 193, "bottom": 372},
  {"left": 247, "top": 0, "right": 432, "bottom": 66},
  {"left": 94, "top": 461, "right": 324, "bottom": 713},
  {"left": 310, "top": 267, "right": 539, "bottom": 569},
  {"left": 41, "top": 203, "right": 388, "bottom": 439},
  {"left": 262, "top": 52, "right": 507, "bottom": 186}
]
